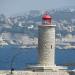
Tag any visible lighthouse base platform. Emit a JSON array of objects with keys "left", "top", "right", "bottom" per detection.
[{"left": 27, "top": 65, "right": 67, "bottom": 72}]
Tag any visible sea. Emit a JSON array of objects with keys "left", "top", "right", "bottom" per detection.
[{"left": 0, "top": 45, "right": 75, "bottom": 70}]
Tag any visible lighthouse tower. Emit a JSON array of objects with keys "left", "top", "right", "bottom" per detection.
[
  {"left": 28, "top": 12, "right": 66, "bottom": 71},
  {"left": 28, "top": 13, "right": 56, "bottom": 71},
  {"left": 38, "top": 13, "right": 56, "bottom": 67}
]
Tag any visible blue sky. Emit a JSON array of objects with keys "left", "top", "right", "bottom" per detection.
[{"left": 0, "top": 0, "right": 75, "bottom": 16}]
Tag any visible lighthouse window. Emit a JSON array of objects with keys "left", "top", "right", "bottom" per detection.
[{"left": 51, "top": 45, "right": 52, "bottom": 49}]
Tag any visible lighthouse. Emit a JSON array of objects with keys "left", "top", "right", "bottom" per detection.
[
  {"left": 28, "top": 13, "right": 56, "bottom": 71},
  {"left": 38, "top": 13, "right": 56, "bottom": 66},
  {"left": 28, "top": 12, "right": 66, "bottom": 71}
]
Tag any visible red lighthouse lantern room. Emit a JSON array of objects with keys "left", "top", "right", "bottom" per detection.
[{"left": 42, "top": 12, "right": 52, "bottom": 25}]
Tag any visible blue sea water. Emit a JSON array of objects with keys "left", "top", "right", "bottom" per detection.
[{"left": 0, "top": 45, "right": 75, "bottom": 70}]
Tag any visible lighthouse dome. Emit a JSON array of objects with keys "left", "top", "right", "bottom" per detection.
[
  {"left": 42, "top": 14, "right": 52, "bottom": 20},
  {"left": 42, "top": 12, "right": 52, "bottom": 24}
]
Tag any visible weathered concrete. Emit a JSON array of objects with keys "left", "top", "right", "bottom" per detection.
[
  {"left": 38, "top": 25, "right": 56, "bottom": 66},
  {"left": 8, "top": 70, "right": 70, "bottom": 75}
]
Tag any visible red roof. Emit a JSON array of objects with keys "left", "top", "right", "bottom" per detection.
[{"left": 42, "top": 14, "right": 52, "bottom": 20}]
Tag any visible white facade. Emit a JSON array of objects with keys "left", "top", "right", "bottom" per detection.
[{"left": 38, "top": 25, "right": 56, "bottom": 66}]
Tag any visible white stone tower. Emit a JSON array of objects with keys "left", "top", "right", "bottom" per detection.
[
  {"left": 28, "top": 12, "right": 66, "bottom": 71},
  {"left": 38, "top": 13, "right": 56, "bottom": 67}
]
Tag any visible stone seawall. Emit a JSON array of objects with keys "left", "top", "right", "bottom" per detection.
[
  {"left": 9, "top": 70, "right": 74, "bottom": 75},
  {"left": 0, "top": 70, "right": 75, "bottom": 75}
]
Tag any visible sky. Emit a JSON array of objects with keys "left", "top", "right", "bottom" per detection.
[{"left": 0, "top": 0, "right": 75, "bottom": 16}]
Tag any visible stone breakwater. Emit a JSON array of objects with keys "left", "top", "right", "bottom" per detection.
[{"left": 0, "top": 70, "right": 75, "bottom": 75}]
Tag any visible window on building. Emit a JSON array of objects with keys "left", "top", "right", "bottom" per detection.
[{"left": 51, "top": 45, "right": 52, "bottom": 49}]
